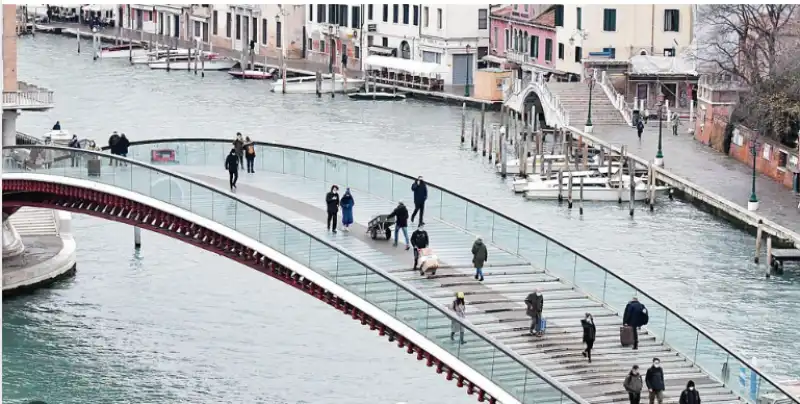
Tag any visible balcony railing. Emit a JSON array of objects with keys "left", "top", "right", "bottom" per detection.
[
  {"left": 2, "top": 82, "right": 55, "bottom": 111},
  {"left": 505, "top": 49, "right": 531, "bottom": 65}
]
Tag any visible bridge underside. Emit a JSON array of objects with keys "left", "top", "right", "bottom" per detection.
[{"left": 2, "top": 179, "right": 502, "bottom": 404}]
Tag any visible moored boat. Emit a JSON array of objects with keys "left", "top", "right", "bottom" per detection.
[
  {"left": 99, "top": 44, "right": 148, "bottom": 59},
  {"left": 523, "top": 176, "right": 669, "bottom": 201},
  {"left": 228, "top": 68, "right": 277, "bottom": 80},
  {"left": 349, "top": 92, "right": 406, "bottom": 101},
  {"left": 270, "top": 75, "right": 365, "bottom": 94},
  {"left": 149, "top": 54, "right": 236, "bottom": 71}
]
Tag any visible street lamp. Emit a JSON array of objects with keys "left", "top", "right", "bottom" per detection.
[
  {"left": 748, "top": 139, "right": 759, "bottom": 211},
  {"left": 465, "top": 44, "right": 472, "bottom": 98},
  {"left": 585, "top": 67, "right": 594, "bottom": 134},
  {"left": 655, "top": 101, "right": 664, "bottom": 167}
]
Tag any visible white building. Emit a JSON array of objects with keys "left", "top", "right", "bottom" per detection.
[
  {"left": 363, "top": 3, "right": 422, "bottom": 58},
  {"left": 122, "top": 4, "right": 187, "bottom": 38},
  {"left": 305, "top": 4, "right": 365, "bottom": 70},
  {"left": 553, "top": 4, "right": 695, "bottom": 76}
]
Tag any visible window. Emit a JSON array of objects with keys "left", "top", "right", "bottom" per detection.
[
  {"left": 307, "top": 38, "right": 312, "bottom": 50},
  {"left": 308, "top": 4, "right": 313, "bottom": 21},
  {"left": 402, "top": 4, "right": 409, "bottom": 24},
  {"left": 558, "top": 42, "right": 564, "bottom": 60},
  {"left": 352, "top": 6, "right": 360, "bottom": 28},
  {"left": 226, "top": 12, "right": 231, "bottom": 37},
  {"left": 383, "top": 4, "right": 388, "bottom": 22},
  {"left": 320, "top": 39, "right": 325, "bottom": 53},
  {"left": 602, "top": 47, "right": 616, "bottom": 59},
  {"left": 603, "top": 9, "right": 617, "bottom": 31},
  {"left": 423, "top": 6, "right": 429, "bottom": 27},
  {"left": 367, "top": 35, "right": 374, "bottom": 46},
  {"left": 262, "top": 18, "right": 267, "bottom": 45},
  {"left": 276, "top": 21, "right": 282, "bottom": 48},
  {"left": 504, "top": 29, "right": 510, "bottom": 50},
  {"left": 554, "top": 5, "right": 563, "bottom": 27},
  {"left": 368, "top": 4, "right": 373, "bottom": 20},
  {"left": 493, "top": 26, "right": 498, "bottom": 49},
  {"left": 212, "top": 10, "right": 218, "bottom": 35},
  {"left": 437, "top": 8, "right": 442, "bottom": 29},
  {"left": 235, "top": 14, "right": 240, "bottom": 40},
  {"left": 393, "top": 4, "right": 399, "bottom": 23},
  {"left": 664, "top": 9, "right": 680, "bottom": 32},
  {"left": 531, "top": 35, "right": 539, "bottom": 58},
  {"left": 762, "top": 143, "right": 772, "bottom": 160},
  {"left": 779, "top": 150, "right": 789, "bottom": 168},
  {"left": 663, "top": 47, "right": 675, "bottom": 57},
  {"left": 340, "top": 5, "right": 348, "bottom": 27},
  {"left": 382, "top": 37, "right": 388, "bottom": 47},
  {"left": 194, "top": 21, "right": 201, "bottom": 37},
  {"left": 574, "top": 46, "right": 582, "bottom": 63},
  {"left": 576, "top": 7, "right": 582, "bottom": 30},
  {"left": 252, "top": 17, "right": 257, "bottom": 44},
  {"left": 317, "top": 5, "right": 326, "bottom": 23},
  {"left": 544, "top": 38, "right": 553, "bottom": 61},
  {"left": 478, "top": 9, "right": 487, "bottom": 29},
  {"left": 329, "top": 5, "right": 336, "bottom": 24},
  {"left": 354, "top": 46, "right": 360, "bottom": 59},
  {"left": 413, "top": 5, "right": 419, "bottom": 25}
]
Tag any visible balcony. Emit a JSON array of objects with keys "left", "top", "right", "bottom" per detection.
[
  {"left": 188, "top": 4, "right": 212, "bottom": 19},
  {"left": 2, "top": 81, "right": 55, "bottom": 111},
  {"left": 506, "top": 50, "right": 531, "bottom": 65}
]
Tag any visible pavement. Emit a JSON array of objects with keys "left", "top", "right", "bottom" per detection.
[{"left": 591, "top": 123, "right": 800, "bottom": 235}]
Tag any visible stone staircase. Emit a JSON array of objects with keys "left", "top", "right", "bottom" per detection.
[
  {"left": 7, "top": 207, "right": 59, "bottom": 236},
  {"left": 546, "top": 82, "right": 628, "bottom": 126}
]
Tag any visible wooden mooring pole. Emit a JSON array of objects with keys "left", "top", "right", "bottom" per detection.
[
  {"left": 460, "top": 102, "right": 466, "bottom": 144},
  {"left": 755, "top": 220, "right": 763, "bottom": 263},
  {"left": 579, "top": 177, "right": 585, "bottom": 215},
  {"left": 766, "top": 236, "right": 773, "bottom": 278}
]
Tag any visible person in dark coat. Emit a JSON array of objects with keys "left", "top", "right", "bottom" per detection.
[
  {"left": 325, "top": 185, "right": 340, "bottom": 233},
  {"left": 679, "top": 380, "right": 700, "bottom": 404},
  {"left": 387, "top": 201, "right": 410, "bottom": 249},
  {"left": 525, "top": 289, "right": 544, "bottom": 336},
  {"left": 107, "top": 131, "right": 120, "bottom": 165},
  {"left": 645, "top": 358, "right": 665, "bottom": 404},
  {"left": 624, "top": 365, "right": 644, "bottom": 404},
  {"left": 636, "top": 119, "right": 644, "bottom": 140},
  {"left": 581, "top": 313, "right": 596, "bottom": 363},
  {"left": 410, "top": 176, "right": 428, "bottom": 227},
  {"left": 623, "top": 296, "right": 647, "bottom": 350},
  {"left": 410, "top": 224, "right": 429, "bottom": 271},
  {"left": 52, "top": 121, "right": 61, "bottom": 130},
  {"left": 68, "top": 134, "right": 81, "bottom": 167},
  {"left": 471, "top": 236, "right": 488, "bottom": 281},
  {"left": 224, "top": 148, "right": 239, "bottom": 190},
  {"left": 233, "top": 132, "right": 244, "bottom": 166},
  {"left": 243, "top": 136, "right": 256, "bottom": 173},
  {"left": 339, "top": 188, "right": 355, "bottom": 231}
]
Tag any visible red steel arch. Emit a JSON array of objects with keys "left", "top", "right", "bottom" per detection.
[{"left": 2, "top": 179, "right": 499, "bottom": 404}]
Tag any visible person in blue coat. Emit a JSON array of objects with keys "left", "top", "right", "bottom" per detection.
[
  {"left": 411, "top": 176, "right": 428, "bottom": 227},
  {"left": 340, "top": 188, "right": 355, "bottom": 232}
]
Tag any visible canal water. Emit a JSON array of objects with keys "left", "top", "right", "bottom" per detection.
[{"left": 4, "top": 34, "right": 799, "bottom": 403}]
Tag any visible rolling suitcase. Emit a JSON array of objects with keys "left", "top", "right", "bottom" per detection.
[
  {"left": 620, "top": 325, "right": 634, "bottom": 347},
  {"left": 539, "top": 317, "right": 547, "bottom": 334},
  {"left": 87, "top": 158, "right": 101, "bottom": 177}
]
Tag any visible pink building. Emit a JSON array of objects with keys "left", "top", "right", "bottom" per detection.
[{"left": 489, "top": 5, "right": 556, "bottom": 74}]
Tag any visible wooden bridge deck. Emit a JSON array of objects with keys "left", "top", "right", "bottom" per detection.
[{"left": 174, "top": 166, "right": 743, "bottom": 404}]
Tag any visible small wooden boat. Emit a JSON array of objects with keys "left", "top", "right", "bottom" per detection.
[
  {"left": 99, "top": 43, "right": 147, "bottom": 59},
  {"left": 149, "top": 54, "right": 236, "bottom": 71},
  {"left": 228, "top": 68, "right": 277, "bottom": 80},
  {"left": 349, "top": 92, "right": 406, "bottom": 101}
]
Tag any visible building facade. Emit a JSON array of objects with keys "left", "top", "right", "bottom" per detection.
[
  {"left": 553, "top": 4, "right": 694, "bottom": 75},
  {"left": 489, "top": 5, "right": 557, "bottom": 76},
  {"left": 305, "top": 4, "right": 364, "bottom": 70},
  {"left": 362, "top": 3, "right": 421, "bottom": 58},
  {"left": 210, "top": 4, "right": 306, "bottom": 60}
]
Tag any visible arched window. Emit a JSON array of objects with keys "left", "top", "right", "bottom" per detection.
[
  {"left": 523, "top": 32, "right": 529, "bottom": 54},
  {"left": 400, "top": 40, "right": 411, "bottom": 59},
  {"left": 513, "top": 29, "right": 518, "bottom": 51}
]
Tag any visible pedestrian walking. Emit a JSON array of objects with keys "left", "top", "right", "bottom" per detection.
[
  {"left": 581, "top": 312, "right": 596, "bottom": 363},
  {"left": 387, "top": 201, "right": 410, "bottom": 249},
  {"left": 233, "top": 132, "right": 245, "bottom": 166},
  {"left": 624, "top": 365, "right": 644, "bottom": 404},
  {"left": 450, "top": 292, "right": 466, "bottom": 344},
  {"left": 42, "top": 137, "right": 54, "bottom": 169},
  {"left": 243, "top": 136, "right": 256, "bottom": 173},
  {"left": 471, "top": 236, "right": 488, "bottom": 281},
  {"left": 645, "top": 358, "right": 665, "bottom": 404},
  {"left": 637, "top": 119, "right": 644, "bottom": 140},
  {"left": 525, "top": 288, "right": 544, "bottom": 337},
  {"left": 68, "top": 134, "right": 81, "bottom": 167},
  {"left": 679, "top": 381, "right": 700, "bottom": 404},
  {"left": 108, "top": 131, "right": 120, "bottom": 166},
  {"left": 410, "top": 224, "right": 430, "bottom": 271},
  {"left": 623, "top": 296, "right": 649, "bottom": 350},
  {"left": 672, "top": 113, "right": 680, "bottom": 136},
  {"left": 115, "top": 133, "right": 130, "bottom": 166},
  {"left": 325, "top": 185, "right": 340, "bottom": 234},
  {"left": 410, "top": 176, "right": 428, "bottom": 227},
  {"left": 340, "top": 188, "right": 355, "bottom": 232},
  {"left": 225, "top": 148, "right": 239, "bottom": 190}
]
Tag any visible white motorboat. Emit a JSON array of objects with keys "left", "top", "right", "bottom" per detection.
[
  {"left": 270, "top": 75, "right": 365, "bottom": 94},
  {"left": 43, "top": 129, "right": 73, "bottom": 146},
  {"left": 99, "top": 44, "right": 148, "bottom": 59},
  {"left": 228, "top": 68, "right": 277, "bottom": 80},
  {"left": 523, "top": 176, "right": 669, "bottom": 202},
  {"left": 497, "top": 154, "right": 570, "bottom": 174},
  {"left": 511, "top": 169, "right": 608, "bottom": 193},
  {"left": 131, "top": 48, "right": 196, "bottom": 64},
  {"left": 149, "top": 54, "right": 236, "bottom": 71},
  {"left": 349, "top": 92, "right": 406, "bottom": 101}
]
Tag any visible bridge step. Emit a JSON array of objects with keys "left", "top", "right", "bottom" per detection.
[{"left": 7, "top": 207, "right": 59, "bottom": 236}]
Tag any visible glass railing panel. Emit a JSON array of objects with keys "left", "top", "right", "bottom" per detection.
[
  {"left": 632, "top": 294, "right": 666, "bottom": 343},
  {"left": 491, "top": 214, "right": 520, "bottom": 254},
  {"left": 543, "top": 241, "right": 576, "bottom": 282},
  {"left": 334, "top": 254, "right": 368, "bottom": 290},
  {"left": 663, "top": 312, "right": 699, "bottom": 366},
  {"left": 573, "top": 256, "right": 606, "bottom": 302},
  {"left": 324, "top": 155, "right": 348, "bottom": 187},
  {"left": 257, "top": 145, "right": 284, "bottom": 174},
  {"left": 283, "top": 228, "right": 311, "bottom": 267},
  {"left": 188, "top": 182, "right": 215, "bottom": 219},
  {"left": 181, "top": 142, "right": 207, "bottom": 166},
  {"left": 304, "top": 151, "right": 325, "bottom": 181},
  {"left": 368, "top": 166, "right": 393, "bottom": 200},
  {"left": 522, "top": 378, "right": 565, "bottom": 404},
  {"left": 695, "top": 333, "right": 729, "bottom": 388},
  {"left": 282, "top": 148, "right": 305, "bottom": 177},
  {"left": 210, "top": 191, "right": 236, "bottom": 229},
  {"left": 427, "top": 186, "right": 443, "bottom": 221},
  {"left": 392, "top": 172, "right": 411, "bottom": 203},
  {"left": 128, "top": 163, "right": 152, "bottom": 196},
  {"left": 346, "top": 161, "right": 370, "bottom": 191},
  {"left": 441, "top": 191, "right": 467, "bottom": 228},
  {"left": 258, "top": 212, "right": 286, "bottom": 251},
  {"left": 394, "top": 289, "right": 431, "bottom": 334},
  {"left": 456, "top": 331, "right": 498, "bottom": 380},
  {"left": 465, "top": 202, "right": 494, "bottom": 239},
  {"left": 517, "top": 229, "right": 548, "bottom": 270},
  {"left": 308, "top": 238, "right": 339, "bottom": 279},
  {"left": 233, "top": 201, "right": 261, "bottom": 241}
]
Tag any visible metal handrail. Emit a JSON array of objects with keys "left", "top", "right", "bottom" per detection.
[
  {"left": 2, "top": 144, "right": 588, "bottom": 404},
  {"left": 110, "top": 137, "right": 798, "bottom": 404}
]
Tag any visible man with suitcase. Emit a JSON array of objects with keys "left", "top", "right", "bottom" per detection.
[
  {"left": 410, "top": 225, "right": 429, "bottom": 271},
  {"left": 525, "top": 289, "right": 544, "bottom": 337},
  {"left": 623, "top": 296, "right": 648, "bottom": 350}
]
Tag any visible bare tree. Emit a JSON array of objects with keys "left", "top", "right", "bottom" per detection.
[
  {"left": 731, "top": 63, "right": 800, "bottom": 146},
  {"left": 697, "top": 4, "right": 798, "bottom": 86}
]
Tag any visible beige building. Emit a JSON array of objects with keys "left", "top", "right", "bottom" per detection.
[
  {"left": 553, "top": 4, "right": 695, "bottom": 75},
  {"left": 209, "top": 4, "right": 306, "bottom": 60}
]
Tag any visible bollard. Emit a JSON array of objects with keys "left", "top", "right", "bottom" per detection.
[
  {"left": 480, "top": 103, "right": 486, "bottom": 138},
  {"left": 567, "top": 173, "right": 574, "bottom": 209},
  {"left": 482, "top": 126, "right": 487, "bottom": 157},
  {"left": 316, "top": 71, "right": 322, "bottom": 98},
  {"left": 628, "top": 161, "right": 636, "bottom": 217},
  {"left": 134, "top": 226, "right": 142, "bottom": 249},
  {"left": 617, "top": 146, "right": 626, "bottom": 204},
  {"left": 77, "top": 29, "right": 81, "bottom": 53},
  {"left": 648, "top": 162, "right": 656, "bottom": 211},
  {"left": 460, "top": 102, "right": 466, "bottom": 144},
  {"left": 766, "top": 236, "right": 773, "bottom": 278},
  {"left": 579, "top": 177, "right": 584, "bottom": 215},
  {"left": 557, "top": 169, "right": 564, "bottom": 202},
  {"left": 754, "top": 220, "right": 763, "bottom": 263},
  {"left": 500, "top": 137, "right": 507, "bottom": 179}
]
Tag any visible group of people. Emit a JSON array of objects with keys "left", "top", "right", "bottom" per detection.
[
  {"left": 635, "top": 113, "right": 680, "bottom": 141},
  {"left": 225, "top": 133, "right": 257, "bottom": 190},
  {"left": 107, "top": 131, "right": 130, "bottom": 166},
  {"left": 324, "top": 185, "right": 355, "bottom": 234}
]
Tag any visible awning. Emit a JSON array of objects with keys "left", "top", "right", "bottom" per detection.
[
  {"left": 368, "top": 46, "right": 395, "bottom": 56},
  {"left": 482, "top": 55, "right": 506, "bottom": 64},
  {"left": 365, "top": 55, "right": 449, "bottom": 75},
  {"left": 85, "top": 4, "right": 114, "bottom": 12}
]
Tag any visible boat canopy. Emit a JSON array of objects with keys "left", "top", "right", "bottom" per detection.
[
  {"left": 365, "top": 55, "right": 448, "bottom": 75},
  {"left": 85, "top": 4, "right": 116, "bottom": 12}
]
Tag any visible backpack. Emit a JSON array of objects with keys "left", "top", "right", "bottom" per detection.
[
  {"left": 246, "top": 145, "right": 254, "bottom": 154},
  {"left": 640, "top": 306, "right": 649, "bottom": 326}
]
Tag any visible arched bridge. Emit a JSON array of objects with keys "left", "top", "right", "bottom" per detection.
[{"left": 5, "top": 142, "right": 798, "bottom": 404}]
